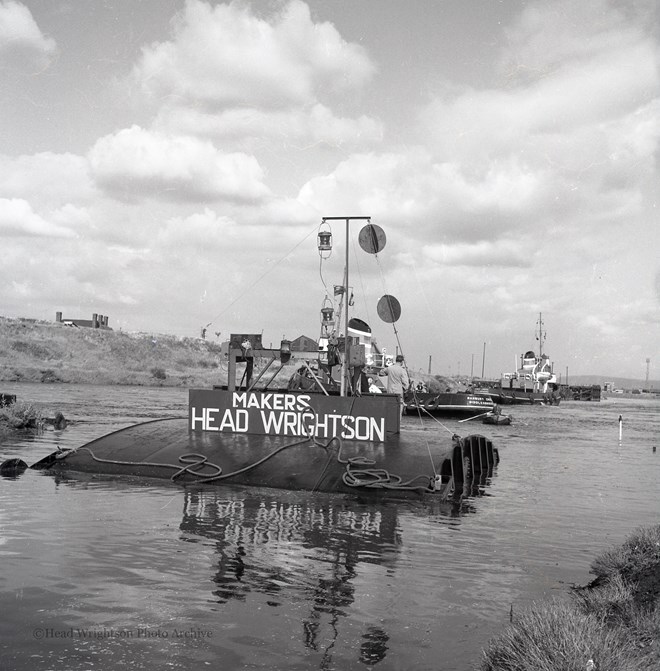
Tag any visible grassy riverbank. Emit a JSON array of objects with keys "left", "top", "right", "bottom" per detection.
[
  {"left": 0, "top": 316, "right": 226, "bottom": 387},
  {"left": 481, "top": 525, "right": 660, "bottom": 671},
  {"left": 0, "top": 315, "right": 453, "bottom": 391}
]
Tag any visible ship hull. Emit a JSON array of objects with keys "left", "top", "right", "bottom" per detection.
[
  {"left": 487, "top": 388, "right": 560, "bottom": 406},
  {"left": 405, "top": 392, "right": 494, "bottom": 416},
  {"left": 30, "top": 417, "right": 498, "bottom": 498}
]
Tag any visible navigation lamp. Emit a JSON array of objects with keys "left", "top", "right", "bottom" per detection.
[
  {"left": 280, "top": 339, "right": 291, "bottom": 363},
  {"left": 317, "top": 224, "right": 333, "bottom": 258},
  {"left": 320, "top": 300, "right": 335, "bottom": 328}
]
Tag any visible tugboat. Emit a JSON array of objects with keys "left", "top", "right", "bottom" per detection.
[
  {"left": 23, "top": 217, "right": 498, "bottom": 499},
  {"left": 488, "top": 313, "right": 560, "bottom": 406}
]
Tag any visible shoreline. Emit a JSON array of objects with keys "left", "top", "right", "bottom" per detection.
[{"left": 480, "top": 524, "right": 660, "bottom": 670}]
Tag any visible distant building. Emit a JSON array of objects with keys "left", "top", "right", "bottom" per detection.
[
  {"left": 290, "top": 335, "right": 318, "bottom": 352},
  {"left": 55, "top": 311, "right": 112, "bottom": 330}
]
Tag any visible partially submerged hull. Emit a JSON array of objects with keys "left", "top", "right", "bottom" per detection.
[{"left": 30, "top": 417, "right": 498, "bottom": 498}]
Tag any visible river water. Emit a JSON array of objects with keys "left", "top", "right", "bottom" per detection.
[{"left": 0, "top": 383, "right": 658, "bottom": 671}]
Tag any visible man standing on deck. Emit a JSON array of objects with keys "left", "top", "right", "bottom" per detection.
[{"left": 379, "top": 354, "right": 410, "bottom": 416}]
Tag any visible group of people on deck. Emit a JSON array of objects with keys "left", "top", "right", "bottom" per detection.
[{"left": 287, "top": 353, "right": 413, "bottom": 416}]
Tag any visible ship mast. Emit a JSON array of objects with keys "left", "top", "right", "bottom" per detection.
[
  {"left": 535, "top": 312, "right": 546, "bottom": 358},
  {"left": 321, "top": 216, "right": 371, "bottom": 396}
]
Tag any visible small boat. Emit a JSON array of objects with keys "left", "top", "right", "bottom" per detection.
[
  {"left": 482, "top": 413, "right": 512, "bottom": 426},
  {"left": 24, "top": 217, "right": 499, "bottom": 499}
]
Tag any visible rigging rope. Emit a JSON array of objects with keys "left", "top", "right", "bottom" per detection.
[
  {"left": 60, "top": 399, "right": 458, "bottom": 496},
  {"left": 204, "top": 223, "right": 319, "bottom": 330}
]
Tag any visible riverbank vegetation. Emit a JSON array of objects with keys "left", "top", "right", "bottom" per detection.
[
  {"left": 481, "top": 525, "right": 660, "bottom": 671},
  {"left": 0, "top": 316, "right": 452, "bottom": 391},
  {"left": 0, "top": 316, "right": 225, "bottom": 387},
  {"left": 0, "top": 401, "right": 43, "bottom": 438}
]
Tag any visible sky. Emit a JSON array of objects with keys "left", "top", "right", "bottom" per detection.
[{"left": 0, "top": 0, "right": 658, "bottom": 381}]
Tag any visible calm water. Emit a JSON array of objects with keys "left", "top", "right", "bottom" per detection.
[{"left": 1, "top": 383, "right": 658, "bottom": 671}]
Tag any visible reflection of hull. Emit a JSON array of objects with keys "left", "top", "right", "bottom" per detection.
[
  {"left": 405, "top": 392, "right": 494, "bottom": 416},
  {"left": 30, "top": 417, "right": 499, "bottom": 499}
]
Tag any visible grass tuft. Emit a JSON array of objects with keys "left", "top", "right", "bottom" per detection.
[{"left": 481, "top": 525, "right": 660, "bottom": 671}]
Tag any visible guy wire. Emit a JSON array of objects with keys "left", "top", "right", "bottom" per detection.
[{"left": 205, "top": 223, "right": 318, "bottom": 329}]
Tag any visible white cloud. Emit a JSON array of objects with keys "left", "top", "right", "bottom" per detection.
[
  {"left": 0, "top": 1, "right": 57, "bottom": 70},
  {"left": 422, "top": 239, "right": 533, "bottom": 268},
  {"left": 0, "top": 152, "right": 95, "bottom": 205},
  {"left": 88, "top": 125, "right": 271, "bottom": 203},
  {"left": 130, "top": 0, "right": 380, "bottom": 152},
  {"left": 298, "top": 150, "right": 541, "bottom": 241},
  {"left": 0, "top": 0, "right": 657, "bottom": 378},
  {"left": 0, "top": 198, "right": 76, "bottom": 237},
  {"left": 154, "top": 103, "right": 383, "bottom": 150},
  {"left": 132, "top": 0, "right": 374, "bottom": 109}
]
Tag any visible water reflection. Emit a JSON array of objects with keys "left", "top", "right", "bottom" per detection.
[
  {"left": 176, "top": 478, "right": 497, "bottom": 668},
  {"left": 360, "top": 626, "right": 389, "bottom": 666}
]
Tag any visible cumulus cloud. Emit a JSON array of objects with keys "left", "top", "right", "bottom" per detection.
[
  {"left": 416, "top": 0, "right": 660, "bottom": 230},
  {"left": 298, "top": 150, "right": 541, "bottom": 243},
  {"left": 422, "top": 239, "right": 533, "bottom": 268},
  {"left": 0, "top": 152, "right": 95, "bottom": 205},
  {"left": 130, "top": 0, "right": 379, "bottom": 150},
  {"left": 133, "top": 0, "right": 374, "bottom": 109},
  {"left": 88, "top": 125, "right": 271, "bottom": 203},
  {"left": 0, "top": 1, "right": 57, "bottom": 70},
  {"left": 0, "top": 198, "right": 76, "bottom": 237},
  {"left": 153, "top": 103, "right": 383, "bottom": 150},
  {"left": 297, "top": 0, "right": 659, "bottom": 271}
]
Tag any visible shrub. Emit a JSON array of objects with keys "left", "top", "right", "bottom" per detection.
[
  {"left": 151, "top": 367, "right": 166, "bottom": 380},
  {"left": 40, "top": 369, "right": 63, "bottom": 383},
  {"left": 11, "top": 339, "right": 51, "bottom": 359},
  {"left": 0, "top": 401, "right": 43, "bottom": 430}
]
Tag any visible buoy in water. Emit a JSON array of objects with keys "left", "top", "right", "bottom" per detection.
[{"left": 0, "top": 458, "right": 28, "bottom": 478}]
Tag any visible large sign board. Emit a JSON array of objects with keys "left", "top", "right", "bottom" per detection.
[{"left": 189, "top": 389, "right": 399, "bottom": 442}]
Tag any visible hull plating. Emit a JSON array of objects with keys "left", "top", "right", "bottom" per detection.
[{"left": 31, "top": 417, "right": 498, "bottom": 498}]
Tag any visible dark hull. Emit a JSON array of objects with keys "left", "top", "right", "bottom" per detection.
[
  {"left": 30, "top": 417, "right": 498, "bottom": 499},
  {"left": 405, "top": 391, "right": 494, "bottom": 416},
  {"left": 487, "top": 389, "right": 560, "bottom": 406}
]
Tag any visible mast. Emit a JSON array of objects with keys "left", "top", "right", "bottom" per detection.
[
  {"left": 321, "top": 216, "right": 371, "bottom": 396},
  {"left": 536, "top": 312, "right": 546, "bottom": 358}
]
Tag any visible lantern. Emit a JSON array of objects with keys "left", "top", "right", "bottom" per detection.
[
  {"left": 279, "top": 339, "right": 291, "bottom": 363},
  {"left": 321, "top": 306, "right": 335, "bottom": 326},
  {"left": 317, "top": 223, "right": 332, "bottom": 258},
  {"left": 320, "top": 297, "right": 335, "bottom": 330}
]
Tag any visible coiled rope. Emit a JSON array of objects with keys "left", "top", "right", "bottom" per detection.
[{"left": 63, "top": 402, "right": 452, "bottom": 495}]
